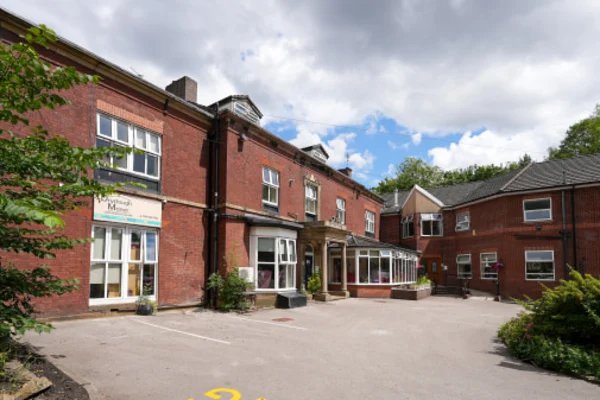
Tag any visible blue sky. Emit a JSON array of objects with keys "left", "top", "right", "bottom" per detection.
[{"left": 4, "top": 1, "right": 600, "bottom": 188}]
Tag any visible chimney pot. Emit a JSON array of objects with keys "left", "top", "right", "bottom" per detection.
[
  {"left": 338, "top": 167, "right": 353, "bottom": 178},
  {"left": 166, "top": 76, "right": 197, "bottom": 103},
  {"left": 394, "top": 188, "right": 399, "bottom": 206}
]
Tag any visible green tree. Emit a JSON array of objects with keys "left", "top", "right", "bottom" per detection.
[
  {"left": 549, "top": 105, "right": 600, "bottom": 159},
  {"left": 0, "top": 25, "right": 129, "bottom": 343},
  {"left": 376, "top": 157, "right": 444, "bottom": 192},
  {"left": 375, "top": 154, "right": 531, "bottom": 193}
]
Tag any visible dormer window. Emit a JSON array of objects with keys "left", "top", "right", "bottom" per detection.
[
  {"left": 233, "top": 101, "right": 260, "bottom": 124},
  {"left": 301, "top": 144, "right": 330, "bottom": 164}
]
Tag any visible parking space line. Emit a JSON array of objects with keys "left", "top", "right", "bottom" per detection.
[
  {"left": 132, "top": 318, "right": 231, "bottom": 344},
  {"left": 229, "top": 316, "right": 308, "bottom": 331}
]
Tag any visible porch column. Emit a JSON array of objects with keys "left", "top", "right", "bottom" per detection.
[
  {"left": 321, "top": 240, "right": 328, "bottom": 294},
  {"left": 341, "top": 242, "right": 348, "bottom": 291}
]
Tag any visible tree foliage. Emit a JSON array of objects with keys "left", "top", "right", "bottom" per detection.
[
  {"left": 375, "top": 154, "right": 531, "bottom": 193},
  {"left": 549, "top": 105, "right": 600, "bottom": 159},
  {"left": 0, "top": 25, "right": 129, "bottom": 342}
]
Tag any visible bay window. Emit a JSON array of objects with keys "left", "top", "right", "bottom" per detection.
[
  {"left": 90, "top": 225, "right": 158, "bottom": 302},
  {"left": 402, "top": 215, "right": 414, "bottom": 238},
  {"left": 256, "top": 237, "right": 296, "bottom": 290}
]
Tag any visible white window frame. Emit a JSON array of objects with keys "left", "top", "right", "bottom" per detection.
[
  {"left": 262, "top": 167, "right": 279, "bottom": 207},
  {"left": 305, "top": 183, "right": 318, "bottom": 215},
  {"left": 401, "top": 215, "right": 414, "bottom": 238},
  {"left": 456, "top": 254, "right": 472, "bottom": 279},
  {"left": 96, "top": 113, "right": 161, "bottom": 180},
  {"left": 455, "top": 212, "right": 470, "bottom": 231},
  {"left": 90, "top": 224, "right": 158, "bottom": 305},
  {"left": 335, "top": 198, "right": 346, "bottom": 224},
  {"left": 420, "top": 213, "right": 443, "bottom": 237},
  {"left": 255, "top": 236, "right": 296, "bottom": 291},
  {"left": 347, "top": 249, "right": 417, "bottom": 285},
  {"left": 480, "top": 252, "right": 498, "bottom": 280},
  {"left": 523, "top": 197, "right": 552, "bottom": 222},
  {"left": 525, "top": 250, "right": 555, "bottom": 281},
  {"left": 365, "top": 210, "right": 375, "bottom": 234}
]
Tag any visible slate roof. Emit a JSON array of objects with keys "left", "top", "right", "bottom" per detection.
[
  {"left": 380, "top": 191, "right": 410, "bottom": 213},
  {"left": 503, "top": 153, "right": 600, "bottom": 192},
  {"left": 345, "top": 234, "right": 418, "bottom": 253},
  {"left": 380, "top": 153, "right": 600, "bottom": 213}
]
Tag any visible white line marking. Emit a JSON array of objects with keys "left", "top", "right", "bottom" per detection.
[
  {"left": 230, "top": 316, "right": 308, "bottom": 331},
  {"left": 132, "top": 318, "right": 231, "bottom": 344}
]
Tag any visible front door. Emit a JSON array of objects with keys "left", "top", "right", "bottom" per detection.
[
  {"left": 304, "top": 252, "right": 314, "bottom": 288},
  {"left": 422, "top": 257, "right": 444, "bottom": 284}
]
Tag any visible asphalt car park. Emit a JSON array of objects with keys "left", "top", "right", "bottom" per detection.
[{"left": 24, "top": 297, "right": 599, "bottom": 400}]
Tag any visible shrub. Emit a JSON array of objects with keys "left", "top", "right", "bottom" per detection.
[
  {"left": 519, "top": 269, "right": 600, "bottom": 348},
  {"left": 416, "top": 275, "right": 431, "bottom": 286},
  {"left": 499, "top": 316, "right": 600, "bottom": 378},
  {"left": 206, "top": 269, "right": 250, "bottom": 312},
  {"left": 307, "top": 271, "right": 321, "bottom": 294},
  {"left": 498, "top": 269, "right": 600, "bottom": 379}
]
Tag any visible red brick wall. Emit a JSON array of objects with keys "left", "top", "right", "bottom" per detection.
[
  {"left": 380, "top": 214, "right": 401, "bottom": 245},
  {"left": 381, "top": 187, "right": 600, "bottom": 299},
  {"left": 0, "top": 31, "right": 211, "bottom": 315},
  {"left": 220, "top": 117, "right": 382, "bottom": 239}
]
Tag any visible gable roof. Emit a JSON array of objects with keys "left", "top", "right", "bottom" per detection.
[
  {"left": 209, "top": 95, "right": 263, "bottom": 118},
  {"left": 380, "top": 153, "right": 600, "bottom": 213},
  {"left": 301, "top": 144, "right": 330, "bottom": 159}
]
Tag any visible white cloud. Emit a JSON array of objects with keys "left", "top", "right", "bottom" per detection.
[
  {"left": 6, "top": 0, "right": 600, "bottom": 176},
  {"left": 428, "top": 129, "right": 559, "bottom": 170},
  {"left": 411, "top": 132, "right": 422, "bottom": 145}
]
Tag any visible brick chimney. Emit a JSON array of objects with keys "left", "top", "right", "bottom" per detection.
[
  {"left": 338, "top": 167, "right": 353, "bottom": 178},
  {"left": 165, "top": 76, "right": 197, "bottom": 103}
]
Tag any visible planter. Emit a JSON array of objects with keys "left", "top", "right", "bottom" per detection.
[
  {"left": 391, "top": 285, "right": 432, "bottom": 300},
  {"left": 136, "top": 303, "right": 154, "bottom": 315}
]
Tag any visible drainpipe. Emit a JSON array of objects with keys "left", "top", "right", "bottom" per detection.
[
  {"left": 571, "top": 186, "right": 578, "bottom": 273},
  {"left": 207, "top": 103, "right": 220, "bottom": 308},
  {"left": 561, "top": 188, "right": 569, "bottom": 279}
]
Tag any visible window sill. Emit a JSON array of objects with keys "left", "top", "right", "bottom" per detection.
[{"left": 525, "top": 277, "right": 555, "bottom": 281}]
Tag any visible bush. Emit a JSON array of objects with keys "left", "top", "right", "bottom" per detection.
[
  {"left": 206, "top": 269, "right": 250, "bottom": 312},
  {"left": 498, "top": 269, "right": 600, "bottom": 379},
  {"left": 499, "top": 315, "right": 600, "bottom": 378},
  {"left": 519, "top": 269, "right": 600, "bottom": 347},
  {"left": 307, "top": 271, "right": 321, "bottom": 294}
]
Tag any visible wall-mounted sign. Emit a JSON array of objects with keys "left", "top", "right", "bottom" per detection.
[{"left": 94, "top": 194, "right": 162, "bottom": 227}]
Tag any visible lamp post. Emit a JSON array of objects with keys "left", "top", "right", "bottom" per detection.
[{"left": 492, "top": 261, "right": 504, "bottom": 302}]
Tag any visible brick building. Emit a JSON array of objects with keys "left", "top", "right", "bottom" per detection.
[
  {"left": 380, "top": 155, "right": 600, "bottom": 299},
  {"left": 1, "top": 9, "right": 417, "bottom": 316}
]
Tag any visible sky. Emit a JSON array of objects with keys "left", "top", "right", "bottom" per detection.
[{"left": 4, "top": 0, "right": 600, "bottom": 187}]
